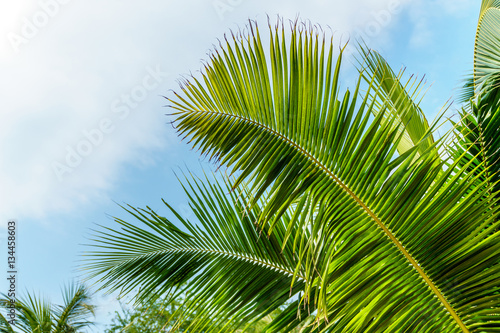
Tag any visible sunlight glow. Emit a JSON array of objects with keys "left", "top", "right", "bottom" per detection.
[{"left": 0, "top": 1, "right": 42, "bottom": 57}]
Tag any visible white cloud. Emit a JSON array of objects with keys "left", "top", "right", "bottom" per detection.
[{"left": 0, "top": 0, "right": 411, "bottom": 223}]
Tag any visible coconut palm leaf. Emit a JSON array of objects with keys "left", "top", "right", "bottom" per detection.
[
  {"left": 168, "top": 20, "right": 500, "bottom": 332},
  {"left": 474, "top": 0, "right": 500, "bottom": 94},
  {"left": 0, "top": 292, "right": 53, "bottom": 333},
  {"left": 53, "top": 284, "right": 95, "bottom": 333},
  {"left": 83, "top": 173, "right": 310, "bottom": 332},
  {"left": 0, "top": 284, "right": 94, "bottom": 333},
  {"left": 449, "top": 87, "right": 500, "bottom": 210},
  {"left": 451, "top": 0, "right": 500, "bottom": 212},
  {"left": 356, "top": 44, "right": 436, "bottom": 156},
  {"left": 0, "top": 313, "right": 15, "bottom": 333}
]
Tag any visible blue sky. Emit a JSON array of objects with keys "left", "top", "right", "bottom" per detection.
[{"left": 0, "top": 0, "right": 480, "bottom": 330}]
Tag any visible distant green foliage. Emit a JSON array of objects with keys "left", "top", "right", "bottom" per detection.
[
  {"left": 104, "top": 297, "right": 189, "bottom": 332},
  {"left": 104, "top": 296, "right": 302, "bottom": 332}
]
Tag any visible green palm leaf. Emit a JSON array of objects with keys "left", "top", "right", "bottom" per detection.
[
  {"left": 0, "top": 292, "right": 53, "bottom": 333},
  {"left": 474, "top": 0, "right": 500, "bottom": 93},
  {"left": 452, "top": 0, "right": 500, "bottom": 212},
  {"left": 356, "top": 44, "right": 436, "bottom": 156},
  {"left": 0, "top": 313, "right": 15, "bottom": 333},
  {"left": 83, "top": 173, "right": 310, "bottom": 332},
  {"left": 0, "top": 284, "right": 94, "bottom": 333},
  {"left": 450, "top": 88, "right": 500, "bottom": 211},
  {"left": 53, "top": 284, "right": 95, "bottom": 333},
  {"left": 168, "top": 20, "right": 500, "bottom": 332}
]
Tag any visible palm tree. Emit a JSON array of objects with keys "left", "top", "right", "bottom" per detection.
[
  {"left": 84, "top": 1, "right": 500, "bottom": 332},
  {"left": 0, "top": 283, "right": 95, "bottom": 333}
]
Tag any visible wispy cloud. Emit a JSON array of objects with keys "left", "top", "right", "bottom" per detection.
[{"left": 0, "top": 0, "right": 411, "bottom": 224}]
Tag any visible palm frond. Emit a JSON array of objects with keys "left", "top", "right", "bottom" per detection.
[
  {"left": 0, "top": 292, "right": 53, "bottom": 333},
  {"left": 53, "top": 283, "right": 95, "bottom": 333},
  {"left": 83, "top": 173, "right": 308, "bottom": 332},
  {"left": 169, "top": 19, "right": 500, "bottom": 332},
  {"left": 452, "top": 0, "right": 500, "bottom": 210},
  {"left": 0, "top": 313, "right": 15, "bottom": 333},
  {"left": 356, "top": 44, "right": 436, "bottom": 156},
  {"left": 474, "top": 0, "right": 500, "bottom": 94},
  {"left": 0, "top": 285, "right": 94, "bottom": 333},
  {"left": 449, "top": 87, "right": 500, "bottom": 208},
  {"left": 458, "top": 74, "right": 475, "bottom": 104}
]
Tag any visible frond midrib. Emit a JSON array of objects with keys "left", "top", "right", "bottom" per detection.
[
  {"left": 102, "top": 244, "right": 306, "bottom": 281},
  {"left": 180, "top": 107, "right": 469, "bottom": 332}
]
